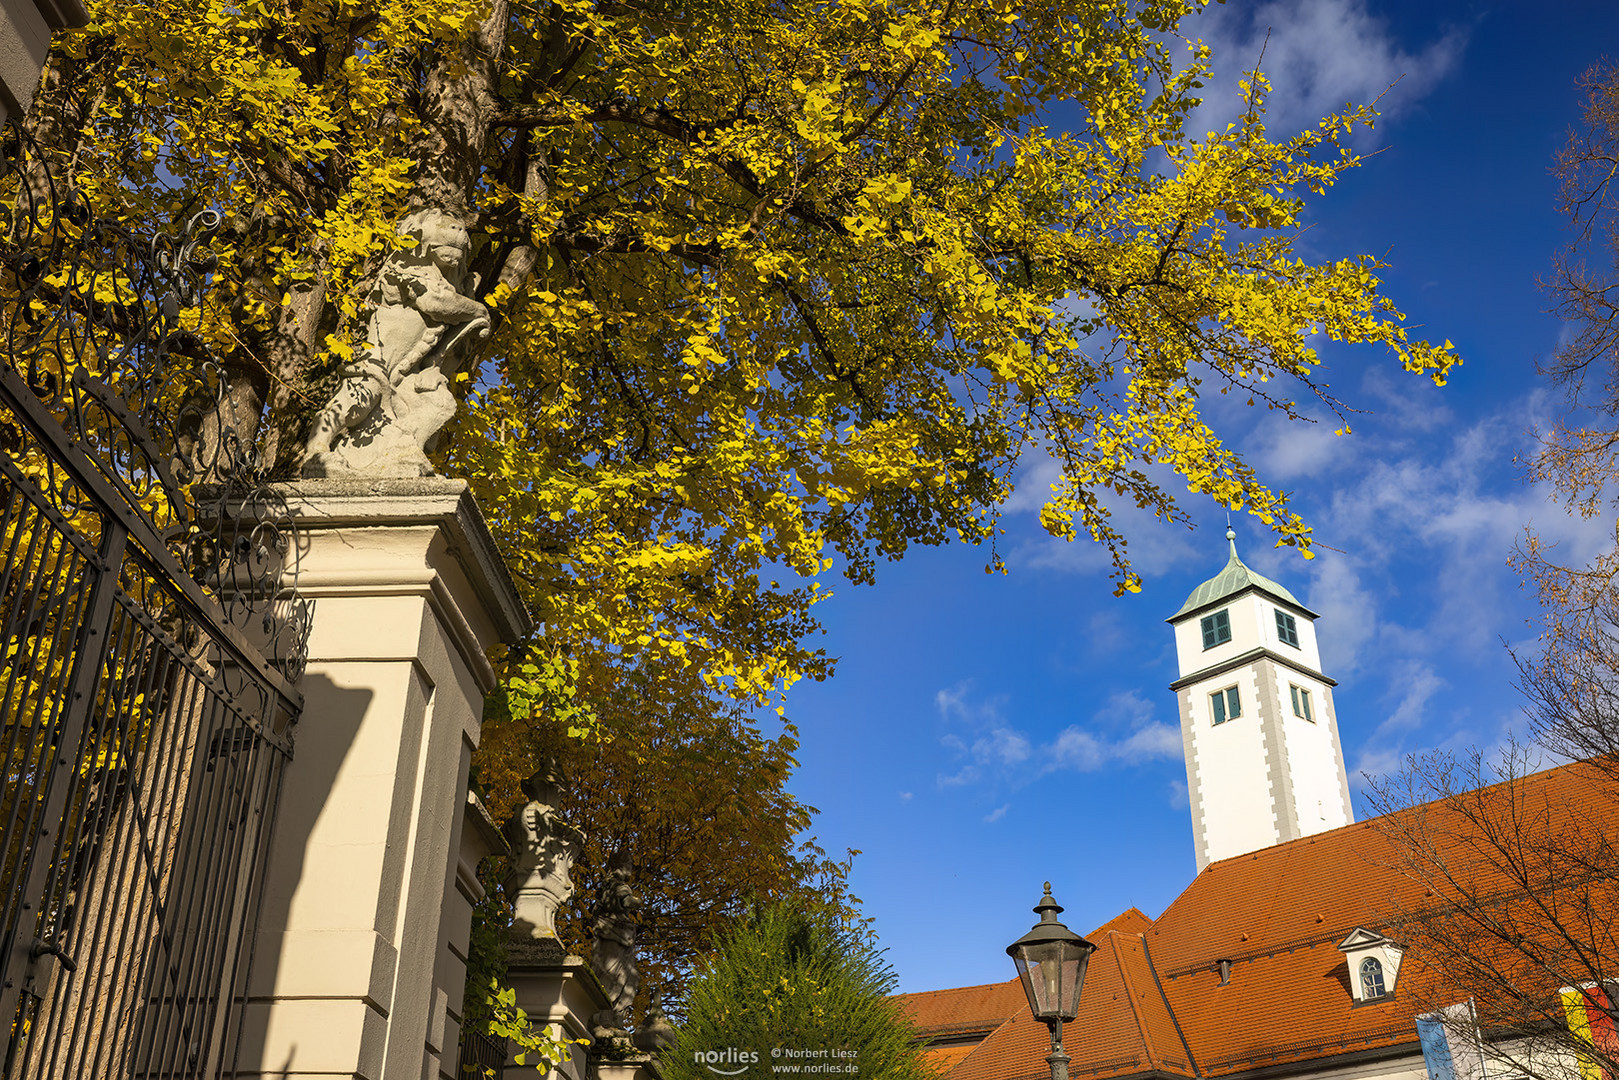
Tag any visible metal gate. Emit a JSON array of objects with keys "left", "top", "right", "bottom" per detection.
[{"left": 0, "top": 126, "right": 308, "bottom": 1077}]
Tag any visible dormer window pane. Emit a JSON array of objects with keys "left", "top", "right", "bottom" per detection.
[
  {"left": 1360, "top": 957, "right": 1387, "bottom": 999},
  {"left": 1201, "top": 609, "right": 1232, "bottom": 649},
  {"left": 1275, "top": 610, "right": 1300, "bottom": 648}
]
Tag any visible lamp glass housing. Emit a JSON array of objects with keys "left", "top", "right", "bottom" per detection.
[{"left": 1010, "top": 937, "right": 1092, "bottom": 1022}]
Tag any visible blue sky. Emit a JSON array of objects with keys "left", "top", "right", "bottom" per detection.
[{"left": 777, "top": 1, "right": 1619, "bottom": 995}]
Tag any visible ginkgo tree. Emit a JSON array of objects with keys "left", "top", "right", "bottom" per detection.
[
  {"left": 32, "top": 0, "right": 1457, "bottom": 733},
  {"left": 25, "top": 0, "right": 1457, "bottom": 1042}
]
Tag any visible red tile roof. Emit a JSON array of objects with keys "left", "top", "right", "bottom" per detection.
[
  {"left": 905, "top": 760, "right": 1612, "bottom": 1080},
  {"left": 899, "top": 978, "right": 1028, "bottom": 1036}
]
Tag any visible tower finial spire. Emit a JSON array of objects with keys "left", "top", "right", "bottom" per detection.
[{"left": 1226, "top": 521, "right": 1238, "bottom": 560}]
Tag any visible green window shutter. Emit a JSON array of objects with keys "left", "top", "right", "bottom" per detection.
[
  {"left": 1301, "top": 688, "right": 1312, "bottom": 721},
  {"left": 1201, "top": 609, "right": 1233, "bottom": 649},
  {"left": 1226, "top": 687, "right": 1242, "bottom": 719},
  {"left": 1211, "top": 690, "right": 1227, "bottom": 724},
  {"left": 1290, "top": 684, "right": 1301, "bottom": 714},
  {"left": 1275, "top": 610, "right": 1299, "bottom": 647}
]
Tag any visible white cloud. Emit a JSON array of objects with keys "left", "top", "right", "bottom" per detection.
[
  {"left": 1372, "top": 660, "right": 1446, "bottom": 740},
  {"left": 1299, "top": 406, "right": 1612, "bottom": 673},
  {"left": 935, "top": 686, "right": 1181, "bottom": 790},
  {"left": 1003, "top": 453, "right": 1203, "bottom": 579},
  {"left": 984, "top": 804, "right": 1010, "bottom": 823},
  {"left": 1248, "top": 416, "right": 1347, "bottom": 483},
  {"left": 1301, "top": 554, "right": 1380, "bottom": 676},
  {"left": 1193, "top": 0, "right": 1468, "bottom": 144}
]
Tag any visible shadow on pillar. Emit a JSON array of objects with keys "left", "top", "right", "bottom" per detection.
[{"left": 234, "top": 672, "right": 373, "bottom": 1072}]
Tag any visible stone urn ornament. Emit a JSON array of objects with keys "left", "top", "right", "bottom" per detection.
[
  {"left": 504, "top": 765, "right": 585, "bottom": 950},
  {"left": 633, "top": 987, "right": 677, "bottom": 1052}
]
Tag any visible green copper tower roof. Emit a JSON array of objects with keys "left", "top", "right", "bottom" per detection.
[{"left": 1170, "top": 528, "right": 1314, "bottom": 621}]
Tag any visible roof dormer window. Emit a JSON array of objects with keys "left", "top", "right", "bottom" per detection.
[
  {"left": 1338, "top": 928, "right": 1402, "bottom": 1003},
  {"left": 1359, "top": 957, "right": 1387, "bottom": 999},
  {"left": 1201, "top": 609, "right": 1232, "bottom": 649}
]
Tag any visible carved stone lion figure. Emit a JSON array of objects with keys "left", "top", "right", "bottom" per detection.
[
  {"left": 590, "top": 850, "right": 642, "bottom": 1040},
  {"left": 302, "top": 209, "right": 492, "bottom": 477}
]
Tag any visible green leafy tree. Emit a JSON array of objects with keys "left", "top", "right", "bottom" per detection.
[
  {"left": 661, "top": 902, "right": 931, "bottom": 1080},
  {"left": 469, "top": 674, "right": 858, "bottom": 1020}
]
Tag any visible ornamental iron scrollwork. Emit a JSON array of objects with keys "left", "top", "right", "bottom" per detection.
[{"left": 0, "top": 123, "right": 309, "bottom": 678}]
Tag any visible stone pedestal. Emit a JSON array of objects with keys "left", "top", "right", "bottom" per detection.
[
  {"left": 501, "top": 950, "right": 668, "bottom": 1080},
  {"left": 237, "top": 479, "right": 530, "bottom": 1080},
  {"left": 596, "top": 1055, "right": 666, "bottom": 1080},
  {"left": 504, "top": 952, "right": 608, "bottom": 1080}
]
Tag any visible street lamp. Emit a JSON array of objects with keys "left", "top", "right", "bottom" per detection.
[{"left": 1006, "top": 882, "right": 1096, "bottom": 1080}]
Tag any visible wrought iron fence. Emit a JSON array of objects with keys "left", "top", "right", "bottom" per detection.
[
  {"left": 0, "top": 123, "right": 308, "bottom": 1077},
  {"left": 458, "top": 1026, "right": 510, "bottom": 1078}
]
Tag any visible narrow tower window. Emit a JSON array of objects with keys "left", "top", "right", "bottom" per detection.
[
  {"left": 1275, "top": 609, "right": 1300, "bottom": 647},
  {"left": 1290, "top": 684, "right": 1313, "bottom": 721},
  {"left": 1211, "top": 686, "right": 1242, "bottom": 724},
  {"left": 1359, "top": 957, "right": 1387, "bottom": 1000},
  {"left": 1201, "top": 609, "right": 1232, "bottom": 649}
]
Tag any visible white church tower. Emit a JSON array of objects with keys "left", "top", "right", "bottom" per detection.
[{"left": 1168, "top": 530, "right": 1355, "bottom": 871}]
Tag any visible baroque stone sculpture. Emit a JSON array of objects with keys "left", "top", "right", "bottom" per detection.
[
  {"left": 302, "top": 209, "right": 491, "bottom": 477},
  {"left": 589, "top": 850, "right": 641, "bottom": 1041},
  {"left": 504, "top": 766, "right": 585, "bottom": 944}
]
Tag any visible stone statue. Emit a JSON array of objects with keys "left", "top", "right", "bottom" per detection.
[
  {"left": 589, "top": 850, "right": 641, "bottom": 1040},
  {"left": 633, "top": 988, "right": 677, "bottom": 1052},
  {"left": 504, "top": 766, "right": 585, "bottom": 943},
  {"left": 302, "top": 209, "right": 492, "bottom": 477}
]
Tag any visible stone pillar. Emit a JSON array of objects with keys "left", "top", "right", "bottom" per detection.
[
  {"left": 504, "top": 951, "right": 604, "bottom": 1080},
  {"left": 502, "top": 949, "right": 667, "bottom": 1080},
  {"left": 0, "top": 0, "right": 87, "bottom": 119},
  {"left": 237, "top": 478, "right": 530, "bottom": 1080},
  {"left": 596, "top": 1055, "right": 666, "bottom": 1080}
]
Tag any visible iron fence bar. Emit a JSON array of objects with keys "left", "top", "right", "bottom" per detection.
[
  {"left": 212, "top": 738, "right": 274, "bottom": 1079},
  {"left": 153, "top": 693, "right": 246, "bottom": 1077},
  {"left": 223, "top": 734, "right": 285, "bottom": 1080},
  {"left": 0, "top": 514, "right": 126, "bottom": 1032},
  {"left": 88, "top": 630, "right": 188, "bottom": 1080},
  {"left": 33, "top": 571, "right": 145, "bottom": 952},
  {"left": 33, "top": 592, "right": 146, "bottom": 1080},
  {"left": 38, "top": 601, "right": 149, "bottom": 1080},
  {"left": 111, "top": 618, "right": 207, "bottom": 1080},
  {"left": 0, "top": 364, "right": 301, "bottom": 720},
  {"left": 183, "top": 712, "right": 263, "bottom": 1075},
  {"left": 0, "top": 477, "right": 95, "bottom": 940}
]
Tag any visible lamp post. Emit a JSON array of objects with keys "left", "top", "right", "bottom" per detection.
[{"left": 1006, "top": 882, "right": 1096, "bottom": 1080}]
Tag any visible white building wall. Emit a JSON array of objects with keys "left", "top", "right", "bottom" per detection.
[
  {"left": 1268, "top": 669, "right": 1352, "bottom": 835},
  {"left": 1181, "top": 663, "right": 1281, "bottom": 869},
  {"left": 1172, "top": 592, "right": 1322, "bottom": 676}
]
